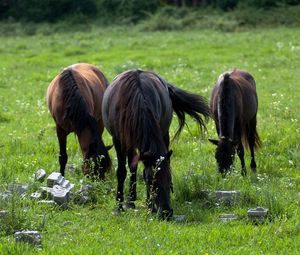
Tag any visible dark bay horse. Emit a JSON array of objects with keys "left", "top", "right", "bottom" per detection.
[
  {"left": 102, "top": 69, "right": 210, "bottom": 219},
  {"left": 47, "top": 63, "right": 111, "bottom": 178},
  {"left": 209, "top": 69, "right": 261, "bottom": 176}
]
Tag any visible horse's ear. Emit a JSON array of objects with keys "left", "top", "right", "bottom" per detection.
[
  {"left": 166, "top": 150, "right": 173, "bottom": 159},
  {"left": 208, "top": 139, "right": 219, "bottom": 146},
  {"left": 106, "top": 145, "right": 113, "bottom": 151}
]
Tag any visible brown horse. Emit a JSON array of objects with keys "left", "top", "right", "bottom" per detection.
[
  {"left": 209, "top": 69, "right": 261, "bottom": 176},
  {"left": 102, "top": 69, "right": 209, "bottom": 219},
  {"left": 47, "top": 63, "right": 111, "bottom": 178}
]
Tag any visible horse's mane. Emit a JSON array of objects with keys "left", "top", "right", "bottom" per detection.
[
  {"left": 116, "top": 70, "right": 166, "bottom": 158},
  {"left": 219, "top": 70, "right": 257, "bottom": 149}
]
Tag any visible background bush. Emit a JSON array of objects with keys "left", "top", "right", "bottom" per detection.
[{"left": 0, "top": 0, "right": 300, "bottom": 23}]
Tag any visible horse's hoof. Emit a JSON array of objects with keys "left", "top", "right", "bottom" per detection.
[
  {"left": 125, "top": 201, "right": 136, "bottom": 209},
  {"left": 159, "top": 209, "right": 173, "bottom": 221}
]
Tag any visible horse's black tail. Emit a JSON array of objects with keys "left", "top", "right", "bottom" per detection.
[
  {"left": 167, "top": 84, "right": 210, "bottom": 139},
  {"left": 59, "top": 68, "right": 96, "bottom": 135}
]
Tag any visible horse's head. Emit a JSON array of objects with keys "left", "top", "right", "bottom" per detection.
[
  {"left": 83, "top": 140, "right": 112, "bottom": 179},
  {"left": 140, "top": 150, "right": 173, "bottom": 220},
  {"left": 209, "top": 138, "right": 235, "bottom": 176}
]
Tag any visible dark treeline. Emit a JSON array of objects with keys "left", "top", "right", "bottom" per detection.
[{"left": 0, "top": 0, "right": 299, "bottom": 22}]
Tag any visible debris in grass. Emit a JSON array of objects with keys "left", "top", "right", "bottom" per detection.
[
  {"left": 15, "top": 230, "right": 42, "bottom": 248},
  {"left": 247, "top": 207, "right": 269, "bottom": 222},
  {"left": 8, "top": 183, "right": 29, "bottom": 195},
  {"left": 199, "top": 189, "right": 240, "bottom": 206},
  {"left": 0, "top": 191, "right": 12, "bottom": 200},
  {"left": 215, "top": 190, "right": 240, "bottom": 206},
  {"left": 0, "top": 210, "right": 8, "bottom": 218},
  {"left": 219, "top": 213, "right": 239, "bottom": 222},
  {"left": 34, "top": 169, "right": 47, "bottom": 182},
  {"left": 47, "top": 172, "right": 74, "bottom": 191},
  {"left": 31, "top": 192, "right": 42, "bottom": 200},
  {"left": 39, "top": 172, "right": 74, "bottom": 207},
  {"left": 173, "top": 214, "right": 187, "bottom": 222}
]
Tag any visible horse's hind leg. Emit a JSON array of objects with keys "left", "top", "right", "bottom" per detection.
[
  {"left": 126, "top": 149, "right": 138, "bottom": 209},
  {"left": 114, "top": 137, "right": 127, "bottom": 210},
  {"left": 56, "top": 126, "right": 68, "bottom": 176},
  {"left": 248, "top": 118, "right": 257, "bottom": 173},
  {"left": 237, "top": 142, "right": 246, "bottom": 176}
]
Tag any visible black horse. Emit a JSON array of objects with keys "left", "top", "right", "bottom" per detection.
[
  {"left": 47, "top": 63, "right": 112, "bottom": 178},
  {"left": 209, "top": 69, "right": 261, "bottom": 176},
  {"left": 102, "top": 69, "right": 209, "bottom": 219}
]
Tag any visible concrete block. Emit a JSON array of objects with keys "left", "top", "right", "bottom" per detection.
[
  {"left": 15, "top": 230, "right": 42, "bottom": 247},
  {"left": 47, "top": 172, "right": 64, "bottom": 187},
  {"left": 52, "top": 185, "right": 70, "bottom": 205},
  {"left": 34, "top": 169, "right": 47, "bottom": 182},
  {"left": 41, "top": 187, "right": 54, "bottom": 199},
  {"left": 248, "top": 207, "right": 268, "bottom": 221},
  {"left": 215, "top": 190, "right": 240, "bottom": 206},
  {"left": 60, "top": 179, "right": 74, "bottom": 191},
  {"left": 219, "top": 213, "right": 239, "bottom": 222}
]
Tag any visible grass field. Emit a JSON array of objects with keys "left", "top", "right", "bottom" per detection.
[{"left": 0, "top": 26, "right": 299, "bottom": 254}]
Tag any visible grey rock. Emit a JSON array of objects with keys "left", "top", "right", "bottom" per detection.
[
  {"left": 15, "top": 230, "right": 42, "bottom": 247},
  {"left": 0, "top": 191, "right": 12, "bottom": 200},
  {"left": 173, "top": 215, "right": 187, "bottom": 222},
  {"left": 47, "top": 172, "right": 64, "bottom": 187},
  {"left": 52, "top": 185, "right": 70, "bottom": 205},
  {"left": 248, "top": 207, "right": 268, "bottom": 220},
  {"left": 34, "top": 169, "right": 47, "bottom": 182},
  {"left": 219, "top": 213, "right": 239, "bottom": 222},
  {"left": 41, "top": 187, "right": 54, "bottom": 199},
  {"left": 60, "top": 179, "right": 74, "bottom": 191},
  {"left": 8, "top": 183, "right": 29, "bottom": 195},
  {"left": 215, "top": 190, "right": 240, "bottom": 206}
]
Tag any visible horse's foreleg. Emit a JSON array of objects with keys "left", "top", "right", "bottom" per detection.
[
  {"left": 237, "top": 142, "right": 246, "bottom": 176},
  {"left": 56, "top": 126, "right": 68, "bottom": 176},
  {"left": 126, "top": 149, "right": 137, "bottom": 209},
  {"left": 114, "top": 138, "right": 127, "bottom": 211}
]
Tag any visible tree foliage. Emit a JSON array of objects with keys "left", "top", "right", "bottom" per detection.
[{"left": 0, "top": 0, "right": 299, "bottom": 22}]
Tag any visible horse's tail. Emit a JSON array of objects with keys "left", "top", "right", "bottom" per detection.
[
  {"left": 223, "top": 71, "right": 262, "bottom": 151},
  {"left": 245, "top": 115, "right": 262, "bottom": 151},
  {"left": 117, "top": 70, "right": 165, "bottom": 156},
  {"left": 167, "top": 84, "right": 210, "bottom": 138},
  {"left": 59, "top": 68, "right": 97, "bottom": 135}
]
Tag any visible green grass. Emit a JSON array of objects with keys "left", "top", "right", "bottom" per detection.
[{"left": 0, "top": 26, "right": 299, "bottom": 254}]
